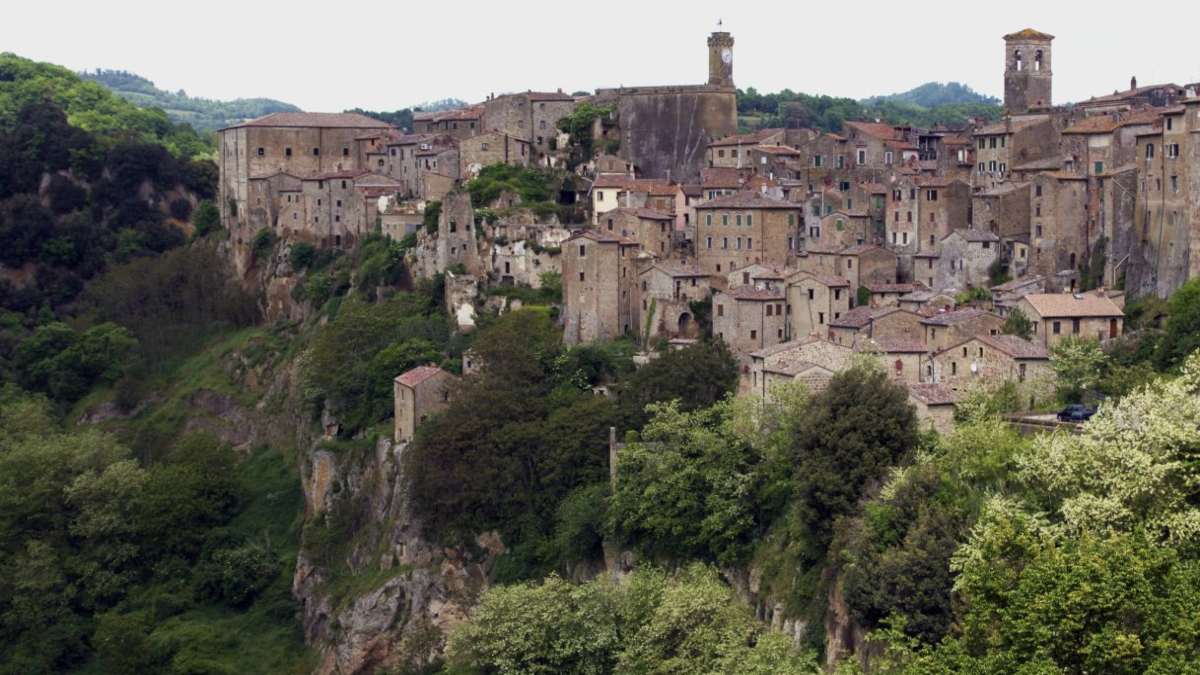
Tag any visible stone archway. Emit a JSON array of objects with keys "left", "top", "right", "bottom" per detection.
[{"left": 678, "top": 312, "right": 693, "bottom": 337}]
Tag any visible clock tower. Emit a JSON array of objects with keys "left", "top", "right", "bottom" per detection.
[{"left": 707, "top": 30, "right": 734, "bottom": 88}]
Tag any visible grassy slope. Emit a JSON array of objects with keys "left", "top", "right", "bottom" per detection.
[{"left": 71, "top": 327, "right": 314, "bottom": 673}]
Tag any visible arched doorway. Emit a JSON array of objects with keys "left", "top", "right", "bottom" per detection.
[{"left": 678, "top": 312, "right": 693, "bottom": 337}]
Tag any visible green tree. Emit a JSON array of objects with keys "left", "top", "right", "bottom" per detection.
[
  {"left": 1156, "top": 277, "right": 1200, "bottom": 370},
  {"left": 1001, "top": 307, "right": 1033, "bottom": 340},
  {"left": 616, "top": 340, "right": 738, "bottom": 430},
  {"left": 788, "top": 366, "right": 918, "bottom": 563},
  {"left": 1049, "top": 335, "right": 1108, "bottom": 403}
]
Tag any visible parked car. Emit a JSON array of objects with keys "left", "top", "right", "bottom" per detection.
[{"left": 1056, "top": 404, "right": 1096, "bottom": 423}]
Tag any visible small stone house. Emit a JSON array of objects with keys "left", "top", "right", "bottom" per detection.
[
  {"left": 929, "top": 333, "right": 1050, "bottom": 388},
  {"left": 394, "top": 365, "right": 456, "bottom": 444},
  {"left": 921, "top": 307, "right": 1005, "bottom": 352},
  {"left": 786, "top": 272, "right": 851, "bottom": 339},
  {"left": 907, "top": 383, "right": 959, "bottom": 435},
  {"left": 935, "top": 229, "right": 1000, "bottom": 292},
  {"left": 1016, "top": 293, "right": 1124, "bottom": 348},
  {"left": 838, "top": 244, "right": 899, "bottom": 296},
  {"left": 713, "top": 286, "right": 788, "bottom": 356},
  {"left": 747, "top": 336, "right": 854, "bottom": 399}
]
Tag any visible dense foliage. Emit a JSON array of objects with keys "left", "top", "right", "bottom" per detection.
[
  {"left": 465, "top": 164, "right": 558, "bottom": 209},
  {"left": 1, "top": 54, "right": 212, "bottom": 158},
  {"left": 448, "top": 565, "right": 818, "bottom": 675},
  {"left": 0, "top": 388, "right": 305, "bottom": 674},
  {"left": 82, "top": 68, "right": 299, "bottom": 134},
  {"left": 737, "top": 83, "right": 1002, "bottom": 132}
]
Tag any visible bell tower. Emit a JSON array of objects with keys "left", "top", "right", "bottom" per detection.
[
  {"left": 1003, "top": 28, "right": 1054, "bottom": 114},
  {"left": 707, "top": 29, "right": 734, "bottom": 89}
]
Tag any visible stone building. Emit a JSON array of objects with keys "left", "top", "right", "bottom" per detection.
[
  {"left": 786, "top": 272, "right": 851, "bottom": 339},
  {"left": 481, "top": 91, "right": 576, "bottom": 162},
  {"left": 1015, "top": 293, "right": 1124, "bottom": 348},
  {"left": 693, "top": 191, "right": 803, "bottom": 275},
  {"left": 639, "top": 262, "right": 711, "bottom": 341},
  {"left": 973, "top": 115, "right": 1056, "bottom": 185},
  {"left": 590, "top": 176, "right": 679, "bottom": 225},
  {"left": 590, "top": 31, "right": 738, "bottom": 182},
  {"left": 459, "top": 131, "right": 531, "bottom": 178},
  {"left": 394, "top": 365, "right": 455, "bottom": 444},
  {"left": 972, "top": 182, "right": 1031, "bottom": 238},
  {"left": 747, "top": 336, "right": 854, "bottom": 400},
  {"left": 713, "top": 285, "right": 788, "bottom": 356},
  {"left": 838, "top": 244, "right": 899, "bottom": 296},
  {"left": 562, "top": 229, "right": 641, "bottom": 344},
  {"left": 935, "top": 229, "right": 1000, "bottom": 291},
  {"left": 218, "top": 112, "right": 396, "bottom": 269},
  {"left": 412, "top": 105, "right": 484, "bottom": 138},
  {"left": 598, "top": 207, "right": 675, "bottom": 258},
  {"left": 843, "top": 121, "right": 918, "bottom": 169},
  {"left": 907, "top": 383, "right": 959, "bottom": 435},
  {"left": 929, "top": 333, "right": 1050, "bottom": 388},
  {"left": 921, "top": 307, "right": 1005, "bottom": 352},
  {"left": 1029, "top": 171, "right": 1089, "bottom": 289},
  {"left": 1003, "top": 29, "right": 1054, "bottom": 114},
  {"left": 706, "top": 128, "right": 785, "bottom": 168},
  {"left": 828, "top": 306, "right": 925, "bottom": 348},
  {"left": 856, "top": 335, "right": 927, "bottom": 385}
]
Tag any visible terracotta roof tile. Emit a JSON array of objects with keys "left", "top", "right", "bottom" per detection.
[
  {"left": 1019, "top": 293, "right": 1124, "bottom": 318},
  {"left": 708, "top": 128, "right": 784, "bottom": 147},
  {"left": 695, "top": 191, "right": 800, "bottom": 210},
  {"left": 394, "top": 365, "right": 450, "bottom": 388},
  {"left": 725, "top": 285, "right": 785, "bottom": 301},
  {"left": 921, "top": 307, "right": 1001, "bottom": 326},
  {"left": 227, "top": 112, "right": 394, "bottom": 130},
  {"left": 908, "top": 382, "right": 960, "bottom": 405}
]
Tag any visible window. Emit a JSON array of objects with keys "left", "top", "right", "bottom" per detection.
[
  {"left": 735, "top": 214, "right": 742, "bottom": 226},
  {"left": 951, "top": 361, "right": 957, "bottom": 375},
  {"left": 256, "top": 147, "right": 264, "bottom": 156},
  {"left": 1052, "top": 321, "right": 1061, "bottom": 335},
  {"left": 579, "top": 245, "right": 586, "bottom": 257},
  {"left": 1072, "top": 318, "right": 1081, "bottom": 334},
  {"left": 706, "top": 236, "right": 712, "bottom": 249},
  {"left": 718, "top": 149, "right": 726, "bottom": 158},
  {"left": 717, "top": 304, "right": 724, "bottom": 317},
  {"left": 1168, "top": 144, "right": 1180, "bottom": 158},
  {"left": 846, "top": 259, "right": 853, "bottom": 269},
  {"left": 1036, "top": 225, "right": 1043, "bottom": 237},
  {"left": 285, "top": 147, "right": 292, "bottom": 157},
  {"left": 313, "top": 148, "right": 320, "bottom": 156},
  {"left": 857, "top": 149, "right": 866, "bottom": 164},
  {"left": 747, "top": 214, "right": 753, "bottom": 226},
  {"left": 902, "top": 232, "right": 908, "bottom": 245},
  {"left": 747, "top": 238, "right": 753, "bottom": 249},
  {"left": 836, "top": 155, "right": 845, "bottom": 169},
  {"left": 1171, "top": 175, "right": 1179, "bottom": 193},
  {"left": 1094, "top": 161, "right": 1104, "bottom": 174},
  {"left": 750, "top": 329, "right": 757, "bottom": 340},
  {"left": 579, "top": 272, "right": 585, "bottom": 281},
  {"left": 787, "top": 213, "right": 795, "bottom": 226},
  {"left": 705, "top": 214, "right": 713, "bottom": 226},
  {"left": 813, "top": 154, "right": 822, "bottom": 167},
  {"left": 834, "top": 288, "right": 842, "bottom": 300},
  {"left": 1167, "top": 117, "right": 1173, "bottom": 131},
  {"left": 818, "top": 312, "right": 825, "bottom": 324},
  {"left": 885, "top": 151, "right": 894, "bottom": 164},
  {"left": 927, "top": 189, "right": 938, "bottom": 201},
  {"left": 1146, "top": 144, "right": 1155, "bottom": 159}
]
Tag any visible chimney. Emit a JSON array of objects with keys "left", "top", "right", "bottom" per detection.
[{"left": 1131, "top": 76, "right": 1138, "bottom": 91}]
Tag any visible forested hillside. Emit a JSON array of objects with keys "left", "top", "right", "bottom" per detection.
[
  {"left": 81, "top": 68, "right": 300, "bottom": 134},
  {"left": 737, "top": 83, "right": 1003, "bottom": 132},
  {"left": 0, "top": 53, "right": 313, "bottom": 674}
]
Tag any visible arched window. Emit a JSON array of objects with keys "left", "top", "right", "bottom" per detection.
[
  {"left": 1014, "top": 49, "right": 1023, "bottom": 71},
  {"left": 1034, "top": 50, "right": 1043, "bottom": 71}
]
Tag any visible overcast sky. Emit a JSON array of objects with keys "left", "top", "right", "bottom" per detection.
[{"left": 4, "top": 0, "right": 1198, "bottom": 112}]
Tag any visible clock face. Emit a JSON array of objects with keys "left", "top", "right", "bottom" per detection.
[{"left": 721, "top": 48, "right": 732, "bottom": 64}]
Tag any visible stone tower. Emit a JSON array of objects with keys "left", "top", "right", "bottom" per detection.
[
  {"left": 708, "top": 31, "right": 734, "bottom": 89},
  {"left": 1003, "top": 28, "right": 1054, "bottom": 114}
]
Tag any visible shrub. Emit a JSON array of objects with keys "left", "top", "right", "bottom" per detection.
[
  {"left": 191, "top": 199, "right": 220, "bottom": 237},
  {"left": 251, "top": 228, "right": 275, "bottom": 260},
  {"left": 289, "top": 242, "right": 316, "bottom": 270},
  {"left": 169, "top": 198, "right": 193, "bottom": 221}
]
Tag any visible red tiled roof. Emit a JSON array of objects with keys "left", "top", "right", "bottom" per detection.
[
  {"left": 845, "top": 121, "right": 901, "bottom": 141},
  {"left": 921, "top": 307, "right": 1001, "bottom": 326},
  {"left": 726, "top": 285, "right": 785, "bottom": 301},
  {"left": 567, "top": 229, "right": 639, "bottom": 246},
  {"left": 908, "top": 382, "right": 959, "bottom": 406},
  {"left": 227, "top": 112, "right": 394, "bottom": 130},
  {"left": 864, "top": 336, "right": 928, "bottom": 353},
  {"left": 708, "top": 128, "right": 784, "bottom": 147},
  {"left": 395, "top": 365, "right": 449, "bottom": 388},
  {"left": 694, "top": 191, "right": 800, "bottom": 210},
  {"left": 1019, "top": 293, "right": 1124, "bottom": 318},
  {"left": 701, "top": 167, "right": 745, "bottom": 189}
]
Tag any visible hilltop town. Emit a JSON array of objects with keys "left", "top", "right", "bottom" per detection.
[{"left": 217, "top": 27, "right": 1200, "bottom": 433}]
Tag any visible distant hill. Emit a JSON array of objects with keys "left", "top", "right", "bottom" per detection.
[
  {"left": 412, "top": 98, "right": 469, "bottom": 112},
  {"left": 861, "top": 82, "right": 999, "bottom": 107},
  {"left": 81, "top": 69, "right": 300, "bottom": 133}
]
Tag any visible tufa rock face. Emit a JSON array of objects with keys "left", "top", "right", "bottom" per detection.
[{"left": 294, "top": 435, "right": 502, "bottom": 675}]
